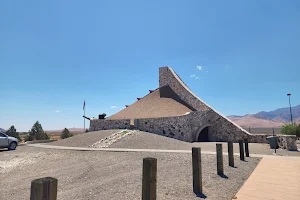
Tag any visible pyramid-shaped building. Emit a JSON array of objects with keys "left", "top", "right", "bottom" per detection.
[{"left": 90, "top": 66, "right": 266, "bottom": 143}]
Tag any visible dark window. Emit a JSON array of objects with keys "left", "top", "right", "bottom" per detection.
[{"left": 0, "top": 133, "right": 6, "bottom": 137}]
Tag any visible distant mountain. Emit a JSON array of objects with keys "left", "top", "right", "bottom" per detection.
[
  {"left": 228, "top": 115, "right": 283, "bottom": 128},
  {"left": 254, "top": 105, "right": 300, "bottom": 122},
  {"left": 228, "top": 104, "right": 300, "bottom": 128},
  {"left": 45, "top": 128, "right": 84, "bottom": 135}
]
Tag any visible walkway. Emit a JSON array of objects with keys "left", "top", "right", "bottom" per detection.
[
  {"left": 234, "top": 157, "right": 300, "bottom": 200},
  {"left": 28, "top": 144, "right": 300, "bottom": 159}
]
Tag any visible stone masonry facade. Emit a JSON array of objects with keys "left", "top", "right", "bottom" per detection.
[{"left": 89, "top": 66, "right": 297, "bottom": 150}]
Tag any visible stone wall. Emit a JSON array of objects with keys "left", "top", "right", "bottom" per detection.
[
  {"left": 137, "top": 114, "right": 193, "bottom": 141},
  {"left": 159, "top": 67, "right": 210, "bottom": 111},
  {"left": 89, "top": 119, "right": 131, "bottom": 131},
  {"left": 159, "top": 67, "right": 252, "bottom": 137},
  {"left": 277, "top": 135, "right": 298, "bottom": 151},
  {"left": 189, "top": 110, "right": 269, "bottom": 143},
  {"left": 89, "top": 113, "right": 298, "bottom": 150},
  {"left": 89, "top": 110, "right": 268, "bottom": 143}
]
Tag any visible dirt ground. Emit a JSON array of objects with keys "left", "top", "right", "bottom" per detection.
[
  {"left": 0, "top": 146, "right": 260, "bottom": 200},
  {"left": 46, "top": 130, "right": 121, "bottom": 147},
  {"left": 110, "top": 131, "right": 300, "bottom": 157},
  {"left": 44, "top": 130, "right": 300, "bottom": 157}
]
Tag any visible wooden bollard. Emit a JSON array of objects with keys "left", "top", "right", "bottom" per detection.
[
  {"left": 142, "top": 157, "right": 157, "bottom": 200},
  {"left": 216, "top": 144, "right": 224, "bottom": 176},
  {"left": 30, "top": 177, "right": 58, "bottom": 200},
  {"left": 239, "top": 140, "right": 245, "bottom": 161},
  {"left": 244, "top": 138, "right": 249, "bottom": 157},
  {"left": 227, "top": 141, "right": 234, "bottom": 167},
  {"left": 192, "top": 147, "right": 202, "bottom": 194}
]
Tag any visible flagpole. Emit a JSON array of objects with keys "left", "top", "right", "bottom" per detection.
[{"left": 84, "top": 100, "right": 85, "bottom": 132}]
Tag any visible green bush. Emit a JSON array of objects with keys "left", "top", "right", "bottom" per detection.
[
  {"left": 5, "top": 125, "right": 22, "bottom": 142},
  {"left": 28, "top": 121, "right": 49, "bottom": 140},
  {"left": 280, "top": 123, "right": 300, "bottom": 138},
  {"left": 24, "top": 134, "right": 34, "bottom": 142},
  {"left": 60, "top": 128, "right": 73, "bottom": 139}
]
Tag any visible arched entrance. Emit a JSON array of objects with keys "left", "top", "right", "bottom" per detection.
[
  {"left": 195, "top": 125, "right": 212, "bottom": 142},
  {"left": 198, "top": 127, "right": 209, "bottom": 142}
]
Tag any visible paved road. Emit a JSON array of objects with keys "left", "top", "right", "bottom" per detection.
[{"left": 28, "top": 143, "right": 300, "bottom": 159}]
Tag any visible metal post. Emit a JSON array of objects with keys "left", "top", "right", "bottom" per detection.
[
  {"left": 287, "top": 94, "right": 293, "bottom": 124},
  {"left": 273, "top": 128, "right": 276, "bottom": 154}
]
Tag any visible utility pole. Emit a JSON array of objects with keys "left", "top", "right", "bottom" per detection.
[{"left": 287, "top": 94, "right": 293, "bottom": 124}]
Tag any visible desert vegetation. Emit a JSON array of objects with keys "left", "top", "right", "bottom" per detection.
[
  {"left": 4, "top": 125, "right": 22, "bottom": 142},
  {"left": 24, "top": 121, "right": 50, "bottom": 141},
  {"left": 60, "top": 128, "right": 73, "bottom": 139},
  {"left": 280, "top": 123, "right": 300, "bottom": 138}
]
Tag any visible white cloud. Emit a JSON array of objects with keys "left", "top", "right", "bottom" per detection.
[
  {"left": 190, "top": 74, "right": 200, "bottom": 80},
  {"left": 110, "top": 106, "right": 118, "bottom": 109},
  {"left": 55, "top": 110, "right": 60, "bottom": 113},
  {"left": 197, "top": 66, "right": 202, "bottom": 70}
]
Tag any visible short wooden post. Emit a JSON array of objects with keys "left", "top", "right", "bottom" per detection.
[
  {"left": 227, "top": 141, "right": 234, "bottom": 167},
  {"left": 216, "top": 144, "right": 224, "bottom": 176},
  {"left": 239, "top": 140, "right": 245, "bottom": 161},
  {"left": 192, "top": 147, "right": 202, "bottom": 194},
  {"left": 30, "top": 177, "right": 58, "bottom": 200},
  {"left": 142, "top": 157, "right": 157, "bottom": 200},
  {"left": 244, "top": 138, "right": 249, "bottom": 157}
]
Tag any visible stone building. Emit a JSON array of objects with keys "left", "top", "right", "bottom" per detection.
[{"left": 89, "top": 66, "right": 296, "bottom": 147}]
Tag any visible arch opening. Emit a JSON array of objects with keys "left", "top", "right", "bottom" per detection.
[{"left": 197, "top": 127, "right": 210, "bottom": 142}]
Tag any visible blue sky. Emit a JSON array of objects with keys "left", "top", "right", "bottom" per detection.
[{"left": 1, "top": 0, "right": 299, "bottom": 131}]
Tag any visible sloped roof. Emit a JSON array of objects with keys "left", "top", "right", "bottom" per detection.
[{"left": 107, "top": 85, "right": 196, "bottom": 120}]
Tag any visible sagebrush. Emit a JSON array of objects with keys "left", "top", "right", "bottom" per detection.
[{"left": 280, "top": 123, "right": 300, "bottom": 138}]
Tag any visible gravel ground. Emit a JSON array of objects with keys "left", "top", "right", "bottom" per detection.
[
  {"left": 45, "top": 130, "right": 122, "bottom": 147},
  {"left": 0, "top": 146, "right": 260, "bottom": 200},
  {"left": 110, "top": 131, "right": 300, "bottom": 156}
]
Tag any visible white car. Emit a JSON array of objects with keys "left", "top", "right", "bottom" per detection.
[{"left": 0, "top": 132, "right": 18, "bottom": 150}]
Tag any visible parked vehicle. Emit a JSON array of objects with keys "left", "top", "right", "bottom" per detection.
[{"left": 0, "top": 132, "right": 18, "bottom": 150}]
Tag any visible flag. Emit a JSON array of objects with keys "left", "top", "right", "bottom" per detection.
[{"left": 83, "top": 100, "right": 85, "bottom": 110}]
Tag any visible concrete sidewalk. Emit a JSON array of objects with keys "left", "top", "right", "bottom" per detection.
[
  {"left": 234, "top": 157, "right": 300, "bottom": 200},
  {"left": 28, "top": 143, "right": 300, "bottom": 159}
]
